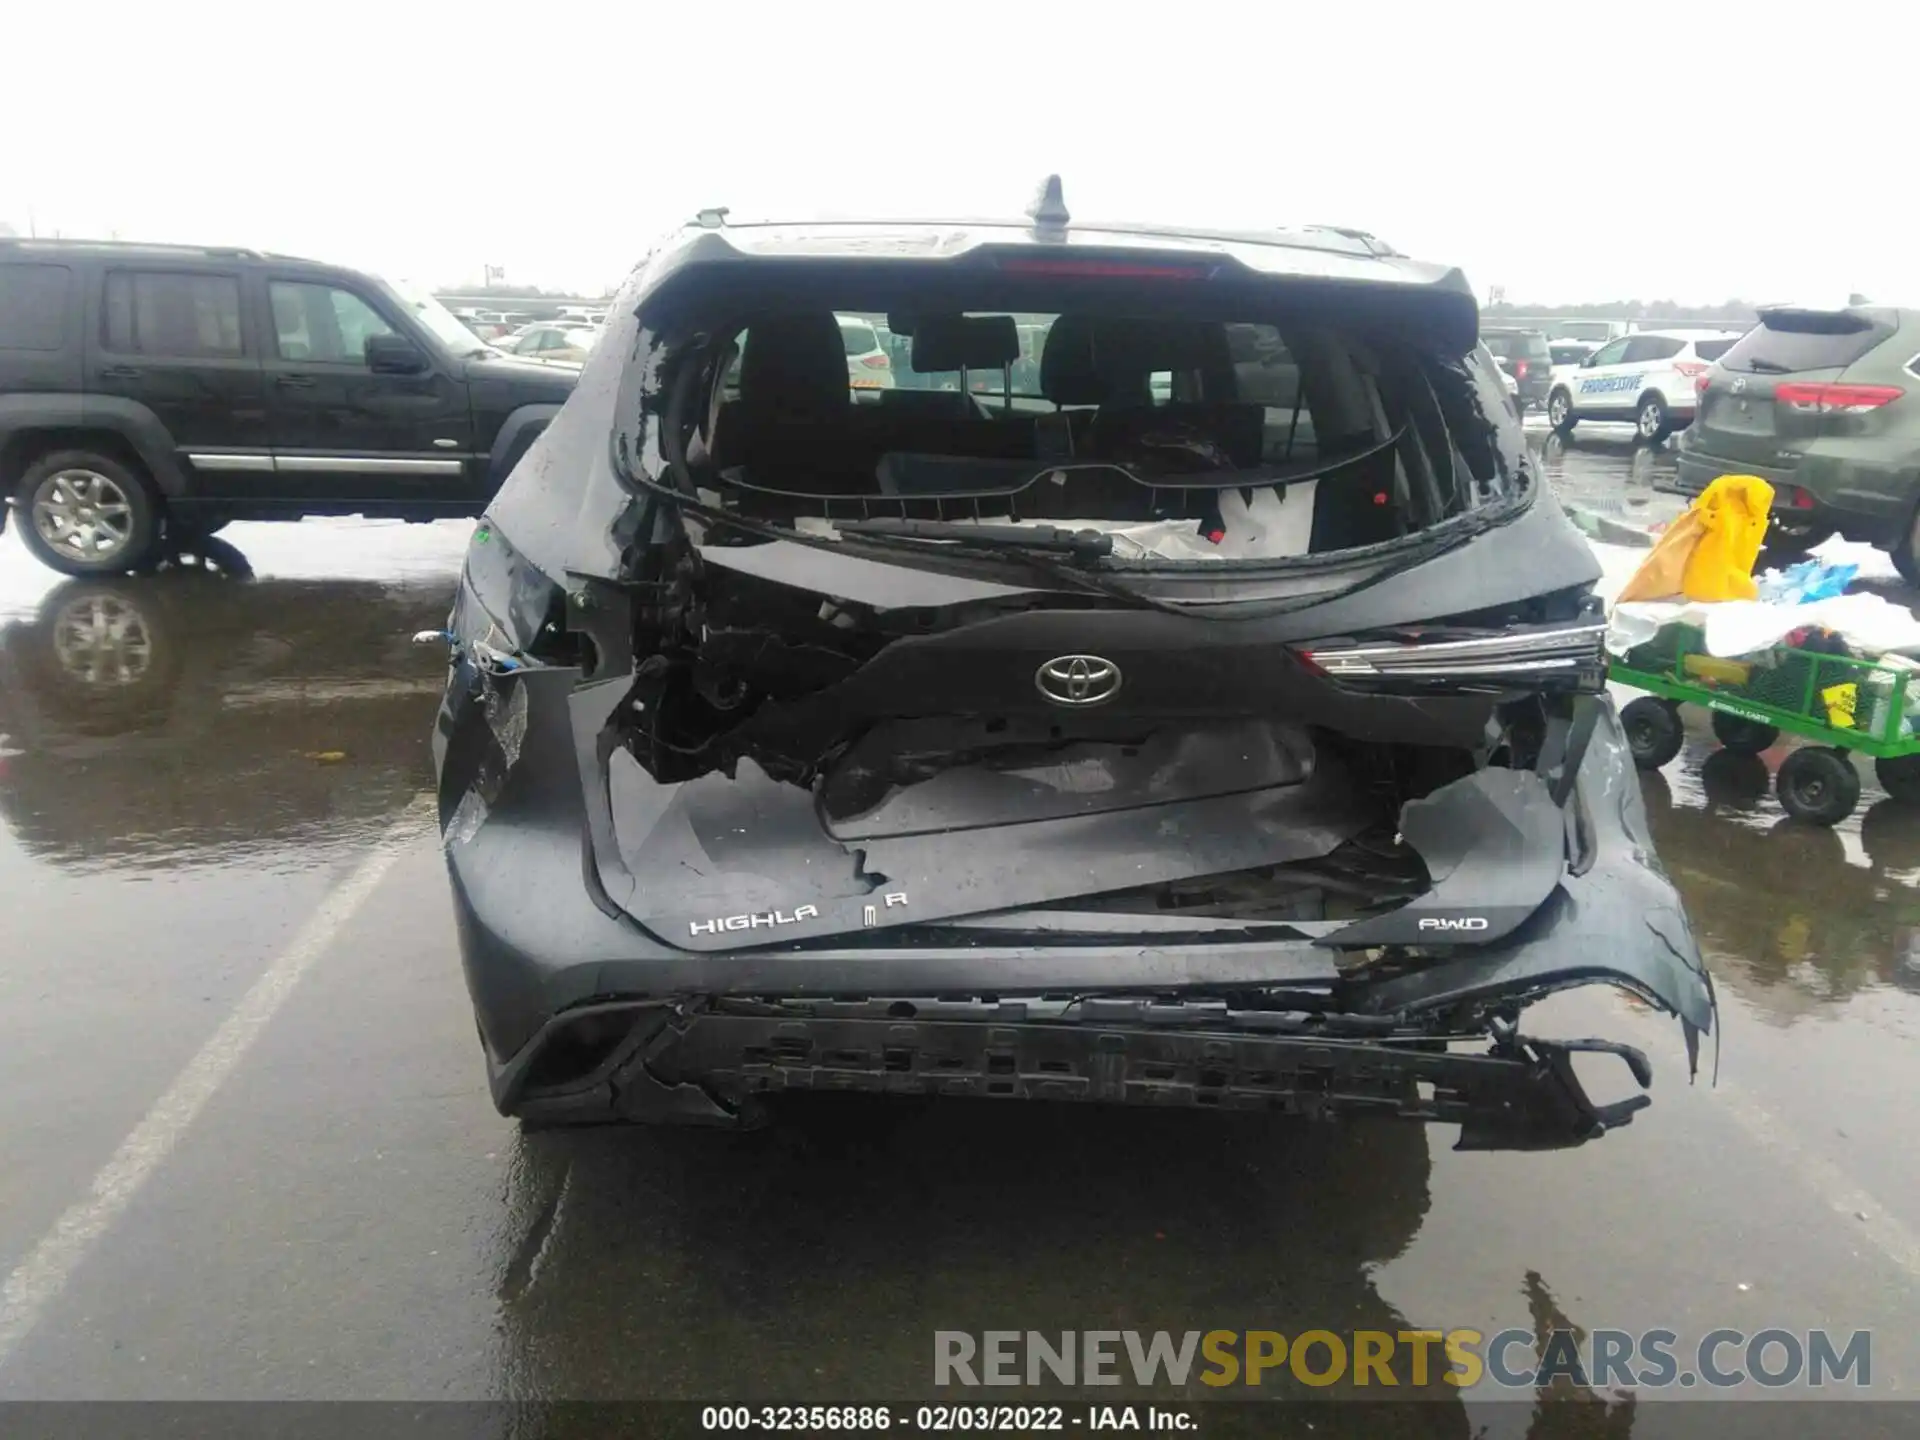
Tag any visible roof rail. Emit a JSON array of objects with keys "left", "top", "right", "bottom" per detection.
[{"left": 0, "top": 237, "right": 267, "bottom": 259}]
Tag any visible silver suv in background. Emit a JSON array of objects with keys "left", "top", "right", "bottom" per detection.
[{"left": 838, "top": 315, "right": 894, "bottom": 390}]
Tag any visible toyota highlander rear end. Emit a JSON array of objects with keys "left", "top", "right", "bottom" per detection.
[{"left": 431, "top": 191, "right": 1713, "bottom": 1151}]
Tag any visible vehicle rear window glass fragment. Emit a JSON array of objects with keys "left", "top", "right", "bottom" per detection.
[
  {"left": 681, "top": 292, "right": 1516, "bottom": 564},
  {"left": 0, "top": 263, "right": 72, "bottom": 351},
  {"left": 1692, "top": 338, "right": 1736, "bottom": 362}
]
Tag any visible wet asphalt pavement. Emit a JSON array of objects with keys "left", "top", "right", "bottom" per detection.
[{"left": 4, "top": 420, "right": 1920, "bottom": 1432}]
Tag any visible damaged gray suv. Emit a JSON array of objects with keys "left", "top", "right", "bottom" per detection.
[{"left": 432, "top": 183, "right": 1714, "bottom": 1150}]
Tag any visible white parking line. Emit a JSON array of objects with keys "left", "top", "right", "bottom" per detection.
[
  {"left": 0, "top": 795, "right": 436, "bottom": 1370},
  {"left": 1710, "top": 1082, "right": 1920, "bottom": 1283},
  {"left": 1605, "top": 999, "right": 1920, "bottom": 1284}
]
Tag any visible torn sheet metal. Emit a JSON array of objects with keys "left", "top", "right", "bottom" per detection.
[
  {"left": 609, "top": 744, "right": 1375, "bottom": 952},
  {"left": 1317, "top": 768, "right": 1565, "bottom": 948},
  {"left": 487, "top": 680, "right": 530, "bottom": 771}
]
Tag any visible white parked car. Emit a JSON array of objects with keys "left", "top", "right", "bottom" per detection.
[
  {"left": 1545, "top": 329, "right": 1743, "bottom": 443},
  {"left": 838, "top": 315, "right": 894, "bottom": 389},
  {"left": 1548, "top": 319, "right": 1634, "bottom": 345},
  {"left": 494, "top": 324, "right": 599, "bottom": 364}
]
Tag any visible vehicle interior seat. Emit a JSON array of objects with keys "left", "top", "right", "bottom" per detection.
[
  {"left": 854, "top": 316, "right": 1037, "bottom": 487},
  {"left": 707, "top": 313, "right": 873, "bottom": 494},
  {"left": 1037, "top": 315, "right": 1112, "bottom": 450}
]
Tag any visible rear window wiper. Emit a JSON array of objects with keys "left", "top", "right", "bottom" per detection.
[
  {"left": 834, "top": 518, "right": 1116, "bottom": 562},
  {"left": 1742, "top": 358, "right": 1793, "bottom": 374}
]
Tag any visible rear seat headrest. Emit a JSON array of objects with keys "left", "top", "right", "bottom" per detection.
[
  {"left": 1088, "top": 317, "right": 1223, "bottom": 375},
  {"left": 910, "top": 315, "right": 1021, "bottom": 373},
  {"left": 736, "top": 314, "right": 850, "bottom": 421},
  {"left": 1041, "top": 316, "right": 1231, "bottom": 407},
  {"left": 1039, "top": 315, "right": 1108, "bottom": 406}
]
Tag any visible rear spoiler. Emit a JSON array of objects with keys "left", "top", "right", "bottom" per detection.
[{"left": 1754, "top": 304, "right": 1888, "bottom": 335}]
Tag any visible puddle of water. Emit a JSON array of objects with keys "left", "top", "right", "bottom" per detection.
[{"left": 0, "top": 525, "right": 466, "bottom": 878}]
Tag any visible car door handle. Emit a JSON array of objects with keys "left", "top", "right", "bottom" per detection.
[
  {"left": 275, "top": 374, "right": 317, "bottom": 389},
  {"left": 98, "top": 365, "right": 141, "bottom": 380}
]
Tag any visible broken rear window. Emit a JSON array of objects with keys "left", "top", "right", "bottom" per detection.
[{"left": 645, "top": 279, "right": 1522, "bottom": 565}]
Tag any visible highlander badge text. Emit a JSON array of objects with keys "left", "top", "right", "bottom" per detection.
[{"left": 691, "top": 905, "right": 823, "bottom": 936}]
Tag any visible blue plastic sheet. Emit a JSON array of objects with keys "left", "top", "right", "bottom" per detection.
[{"left": 1756, "top": 560, "right": 1858, "bottom": 606}]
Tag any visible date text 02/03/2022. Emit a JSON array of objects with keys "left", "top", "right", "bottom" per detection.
[{"left": 699, "top": 1404, "right": 1194, "bottom": 1431}]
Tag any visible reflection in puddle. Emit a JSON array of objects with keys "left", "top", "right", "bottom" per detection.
[
  {"left": 0, "top": 565, "right": 457, "bottom": 875},
  {"left": 1643, "top": 732, "right": 1920, "bottom": 1020},
  {"left": 1535, "top": 427, "right": 1687, "bottom": 535}
]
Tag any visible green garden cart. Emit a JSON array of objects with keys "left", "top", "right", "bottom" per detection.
[{"left": 1610, "top": 622, "right": 1920, "bottom": 826}]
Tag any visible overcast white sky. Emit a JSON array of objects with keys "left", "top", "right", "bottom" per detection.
[{"left": 2, "top": 3, "right": 1907, "bottom": 304}]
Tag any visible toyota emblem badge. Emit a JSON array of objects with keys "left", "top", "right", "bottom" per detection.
[{"left": 1035, "top": 654, "right": 1122, "bottom": 707}]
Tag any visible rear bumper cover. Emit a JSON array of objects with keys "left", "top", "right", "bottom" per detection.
[
  {"left": 437, "top": 667, "right": 1713, "bottom": 1150},
  {"left": 1669, "top": 441, "right": 1912, "bottom": 538},
  {"left": 507, "top": 998, "right": 1660, "bottom": 1152}
]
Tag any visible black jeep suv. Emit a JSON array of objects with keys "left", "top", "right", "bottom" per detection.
[
  {"left": 433, "top": 185, "right": 1714, "bottom": 1150},
  {"left": 0, "top": 240, "right": 579, "bottom": 575}
]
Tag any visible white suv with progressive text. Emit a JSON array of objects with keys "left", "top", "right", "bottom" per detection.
[{"left": 1546, "top": 329, "right": 1743, "bottom": 442}]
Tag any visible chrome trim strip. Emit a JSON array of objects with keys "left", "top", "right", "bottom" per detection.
[
  {"left": 273, "top": 456, "right": 464, "bottom": 475},
  {"left": 1341, "top": 657, "right": 1586, "bottom": 677},
  {"left": 1307, "top": 624, "right": 1606, "bottom": 677},
  {"left": 186, "top": 452, "right": 275, "bottom": 472}
]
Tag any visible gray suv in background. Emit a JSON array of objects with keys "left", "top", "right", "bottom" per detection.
[
  {"left": 1672, "top": 303, "right": 1920, "bottom": 576},
  {"left": 1479, "top": 327, "right": 1552, "bottom": 413}
]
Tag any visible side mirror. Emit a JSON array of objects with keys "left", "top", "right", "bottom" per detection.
[
  {"left": 365, "top": 334, "right": 430, "bottom": 374},
  {"left": 1580, "top": 353, "right": 1598, "bottom": 369}
]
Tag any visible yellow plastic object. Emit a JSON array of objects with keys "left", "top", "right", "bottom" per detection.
[
  {"left": 1617, "top": 509, "right": 1706, "bottom": 603},
  {"left": 1680, "top": 473, "right": 1774, "bottom": 602},
  {"left": 1683, "top": 654, "right": 1753, "bottom": 686},
  {"left": 1822, "top": 681, "right": 1858, "bottom": 729}
]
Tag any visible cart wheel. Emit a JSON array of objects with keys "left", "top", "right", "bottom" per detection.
[
  {"left": 1710, "top": 710, "right": 1780, "bottom": 755},
  {"left": 1874, "top": 753, "right": 1920, "bottom": 805},
  {"left": 1776, "top": 747, "right": 1861, "bottom": 826},
  {"left": 1622, "top": 697, "right": 1684, "bottom": 769}
]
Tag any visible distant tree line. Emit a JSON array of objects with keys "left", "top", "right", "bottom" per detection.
[
  {"left": 1483, "top": 299, "right": 1761, "bottom": 324},
  {"left": 442, "top": 282, "right": 616, "bottom": 301}
]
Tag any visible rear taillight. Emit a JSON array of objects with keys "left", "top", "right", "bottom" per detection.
[
  {"left": 1790, "top": 487, "right": 1817, "bottom": 510},
  {"left": 1774, "top": 382, "right": 1904, "bottom": 414},
  {"left": 860, "top": 354, "right": 890, "bottom": 369},
  {"left": 1673, "top": 360, "right": 1708, "bottom": 379},
  {"left": 1512, "top": 359, "right": 1529, "bottom": 379},
  {"left": 1296, "top": 622, "right": 1608, "bottom": 694}
]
